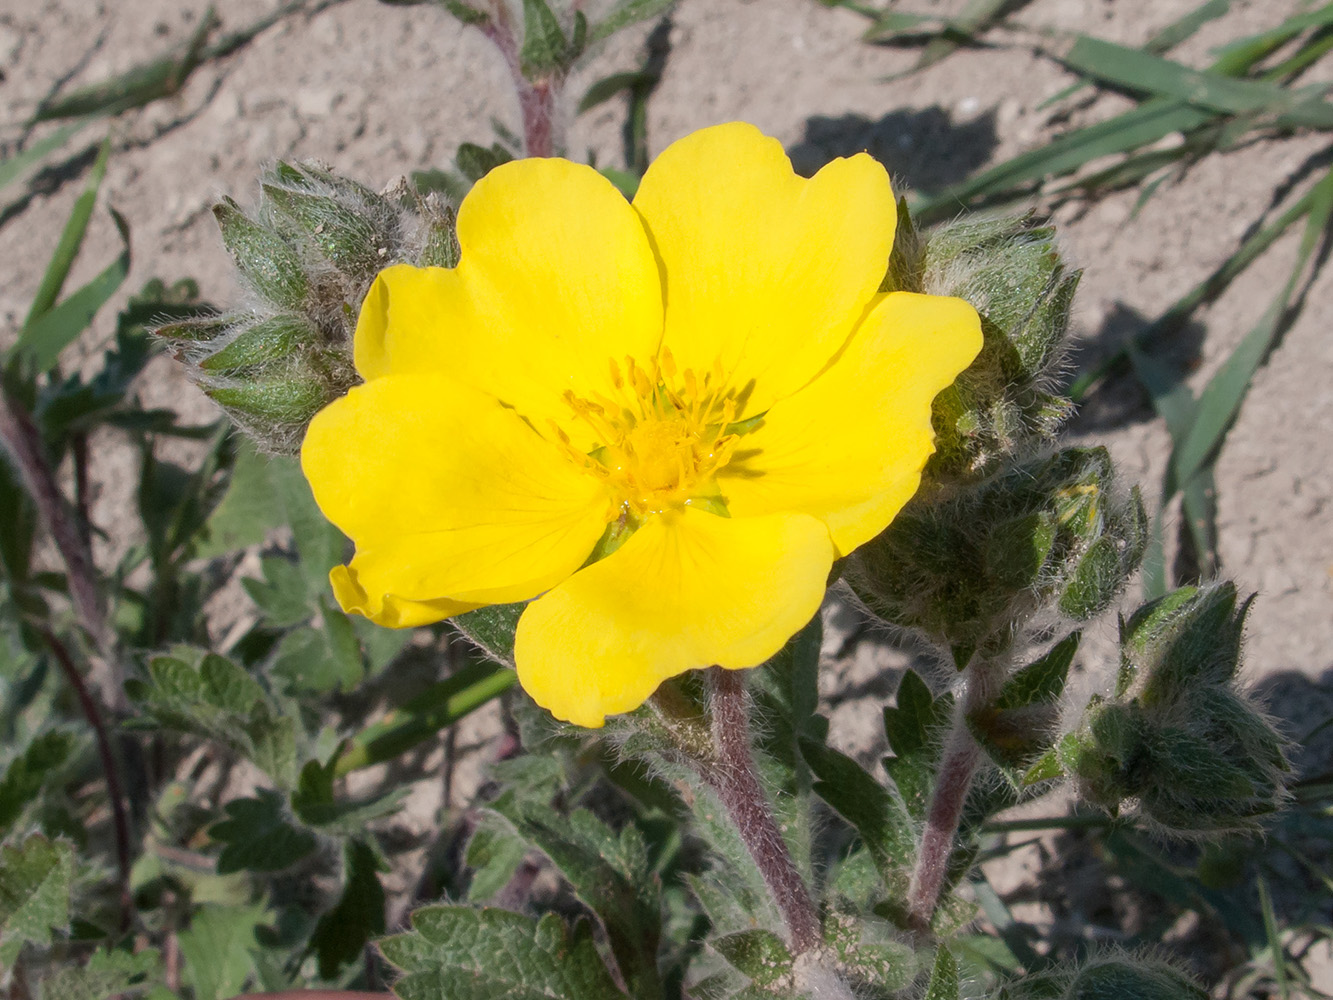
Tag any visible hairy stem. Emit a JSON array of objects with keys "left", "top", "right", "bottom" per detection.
[
  {"left": 480, "top": 1, "right": 562, "bottom": 157},
  {"left": 705, "top": 667, "right": 822, "bottom": 954},
  {"left": 905, "top": 657, "right": 1005, "bottom": 930},
  {"left": 41, "top": 628, "right": 132, "bottom": 931},
  {"left": 0, "top": 386, "right": 124, "bottom": 708}
]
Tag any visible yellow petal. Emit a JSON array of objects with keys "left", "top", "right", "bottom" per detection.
[
  {"left": 514, "top": 508, "right": 834, "bottom": 728},
  {"left": 717, "top": 292, "right": 982, "bottom": 556},
  {"left": 301, "top": 372, "right": 612, "bottom": 620},
  {"left": 632, "top": 122, "right": 895, "bottom": 415},
  {"left": 330, "top": 565, "right": 480, "bottom": 629},
  {"left": 352, "top": 159, "right": 663, "bottom": 441}
]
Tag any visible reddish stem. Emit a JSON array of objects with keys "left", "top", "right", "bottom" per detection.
[
  {"left": 905, "top": 734, "right": 981, "bottom": 930},
  {"left": 40, "top": 628, "right": 132, "bottom": 931},
  {"left": 478, "top": 1, "right": 561, "bottom": 156},
  {"left": 705, "top": 668, "right": 822, "bottom": 954}
]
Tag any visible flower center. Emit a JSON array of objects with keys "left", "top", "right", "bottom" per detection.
[{"left": 552, "top": 349, "right": 741, "bottom": 518}]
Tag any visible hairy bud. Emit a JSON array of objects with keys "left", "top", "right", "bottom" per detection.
[
  {"left": 848, "top": 446, "right": 1145, "bottom": 661},
  {"left": 1055, "top": 585, "right": 1289, "bottom": 836},
  {"left": 158, "top": 162, "right": 461, "bottom": 453},
  {"left": 998, "top": 953, "right": 1206, "bottom": 1000},
  {"left": 892, "top": 210, "right": 1081, "bottom": 479}
]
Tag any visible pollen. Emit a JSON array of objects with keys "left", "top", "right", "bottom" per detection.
[{"left": 555, "top": 349, "right": 741, "bottom": 517}]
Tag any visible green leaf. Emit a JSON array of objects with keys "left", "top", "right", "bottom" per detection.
[
  {"left": 799, "top": 738, "right": 915, "bottom": 890},
  {"left": 589, "top": 0, "right": 675, "bottom": 43},
  {"left": 520, "top": 0, "right": 570, "bottom": 75},
  {"left": 0, "top": 121, "right": 88, "bottom": 191},
  {"left": 208, "top": 790, "right": 317, "bottom": 874},
  {"left": 36, "top": 948, "right": 162, "bottom": 1000},
  {"left": 455, "top": 141, "right": 515, "bottom": 183},
  {"left": 923, "top": 944, "right": 960, "bottom": 1000},
  {"left": 579, "top": 71, "right": 652, "bottom": 113},
  {"left": 823, "top": 912, "right": 918, "bottom": 992},
  {"left": 883, "top": 670, "right": 953, "bottom": 819},
  {"left": 22, "top": 138, "right": 111, "bottom": 330},
  {"left": 242, "top": 556, "right": 312, "bottom": 627},
  {"left": 311, "top": 839, "right": 386, "bottom": 979},
  {"left": 712, "top": 929, "right": 792, "bottom": 987},
  {"left": 177, "top": 902, "right": 265, "bottom": 1000},
  {"left": 1059, "top": 35, "right": 1333, "bottom": 125},
  {"left": 489, "top": 801, "right": 662, "bottom": 999},
  {"left": 453, "top": 602, "right": 525, "bottom": 665},
  {"left": 0, "top": 835, "right": 73, "bottom": 966},
  {"left": 465, "top": 821, "right": 529, "bottom": 902},
  {"left": 33, "top": 9, "right": 215, "bottom": 121},
  {"left": 0, "top": 730, "right": 79, "bottom": 836},
  {"left": 380, "top": 906, "right": 626, "bottom": 1000},
  {"left": 1057, "top": 536, "right": 1124, "bottom": 619},
  {"left": 292, "top": 756, "right": 406, "bottom": 832},
  {"left": 995, "top": 633, "right": 1079, "bottom": 711},
  {"left": 13, "top": 208, "right": 131, "bottom": 372}
]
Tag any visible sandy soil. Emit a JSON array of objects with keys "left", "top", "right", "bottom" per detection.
[{"left": 2, "top": 0, "right": 1332, "bottom": 974}]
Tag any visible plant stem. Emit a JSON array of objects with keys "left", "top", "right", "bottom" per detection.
[
  {"left": 704, "top": 667, "right": 822, "bottom": 954},
  {"left": 40, "top": 628, "right": 132, "bottom": 931},
  {"left": 479, "top": 1, "right": 561, "bottom": 156},
  {"left": 0, "top": 385, "right": 124, "bottom": 709},
  {"left": 905, "top": 732, "right": 981, "bottom": 930},
  {"left": 905, "top": 656, "right": 1005, "bottom": 931}
]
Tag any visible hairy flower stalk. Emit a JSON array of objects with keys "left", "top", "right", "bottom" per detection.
[
  {"left": 705, "top": 667, "right": 822, "bottom": 954},
  {"left": 906, "top": 655, "right": 1006, "bottom": 929}
]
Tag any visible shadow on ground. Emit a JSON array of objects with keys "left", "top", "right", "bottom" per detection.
[{"left": 787, "top": 108, "right": 997, "bottom": 192}]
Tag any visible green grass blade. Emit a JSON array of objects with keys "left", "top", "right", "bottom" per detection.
[
  {"left": 1172, "top": 166, "right": 1333, "bottom": 487},
  {"left": 12, "top": 209, "right": 131, "bottom": 372},
  {"left": 1059, "top": 35, "right": 1333, "bottom": 123},
  {"left": 32, "top": 8, "right": 216, "bottom": 123},
  {"left": 911, "top": 98, "right": 1211, "bottom": 220},
  {"left": 0, "top": 121, "right": 88, "bottom": 191},
  {"left": 333, "top": 661, "right": 517, "bottom": 776},
  {"left": 1258, "top": 875, "right": 1290, "bottom": 1000},
  {"left": 21, "top": 138, "right": 110, "bottom": 330}
]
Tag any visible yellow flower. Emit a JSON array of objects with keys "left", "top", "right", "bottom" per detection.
[{"left": 300, "top": 123, "right": 982, "bottom": 728}]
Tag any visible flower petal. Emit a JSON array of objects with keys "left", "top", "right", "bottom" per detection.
[
  {"left": 301, "top": 372, "right": 612, "bottom": 623},
  {"left": 331, "top": 566, "right": 480, "bottom": 629},
  {"left": 717, "top": 292, "right": 982, "bottom": 555},
  {"left": 352, "top": 159, "right": 663, "bottom": 440},
  {"left": 514, "top": 507, "right": 834, "bottom": 728},
  {"left": 632, "top": 122, "right": 895, "bottom": 414}
]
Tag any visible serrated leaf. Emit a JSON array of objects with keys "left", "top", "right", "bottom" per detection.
[
  {"left": 489, "top": 801, "right": 661, "bottom": 998},
  {"left": 208, "top": 790, "right": 317, "bottom": 875},
  {"left": 799, "top": 738, "right": 914, "bottom": 890},
  {"left": 292, "top": 757, "right": 406, "bottom": 831},
  {"left": 311, "top": 839, "right": 386, "bottom": 979},
  {"left": 381, "top": 906, "right": 626, "bottom": 1000},
  {"left": 0, "top": 730, "right": 79, "bottom": 835},
  {"left": 178, "top": 903, "right": 266, "bottom": 1000},
  {"left": 37, "top": 947, "right": 162, "bottom": 1000},
  {"left": 465, "top": 821, "right": 529, "bottom": 901},
  {"left": 713, "top": 929, "right": 792, "bottom": 987},
  {"left": 0, "top": 835, "right": 72, "bottom": 964},
  {"left": 242, "top": 556, "right": 312, "bottom": 626}
]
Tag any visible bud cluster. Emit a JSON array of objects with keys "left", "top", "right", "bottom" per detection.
[
  {"left": 849, "top": 446, "right": 1146, "bottom": 661},
  {"left": 156, "top": 161, "right": 459, "bottom": 453},
  {"left": 1056, "top": 584, "right": 1289, "bottom": 836},
  {"left": 888, "top": 211, "right": 1081, "bottom": 480}
]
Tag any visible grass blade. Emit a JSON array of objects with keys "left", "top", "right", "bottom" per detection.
[
  {"left": 21, "top": 138, "right": 111, "bottom": 330},
  {"left": 0, "top": 121, "right": 88, "bottom": 192},
  {"left": 12, "top": 209, "right": 131, "bottom": 372},
  {"left": 1173, "top": 166, "right": 1333, "bottom": 488},
  {"left": 1058, "top": 35, "right": 1333, "bottom": 125},
  {"left": 32, "top": 9, "right": 217, "bottom": 123},
  {"left": 1258, "top": 875, "right": 1291, "bottom": 1000}
]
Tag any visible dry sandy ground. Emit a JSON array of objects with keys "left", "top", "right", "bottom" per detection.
[{"left": 2, "top": 0, "right": 1332, "bottom": 974}]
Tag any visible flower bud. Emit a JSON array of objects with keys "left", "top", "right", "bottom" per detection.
[
  {"left": 213, "top": 198, "right": 309, "bottom": 310},
  {"left": 849, "top": 446, "right": 1145, "bottom": 658},
  {"left": 1058, "top": 585, "right": 1289, "bottom": 836},
  {"left": 160, "top": 161, "right": 462, "bottom": 453},
  {"left": 901, "top": 211, "right": 1081, "bottom": 479}
]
